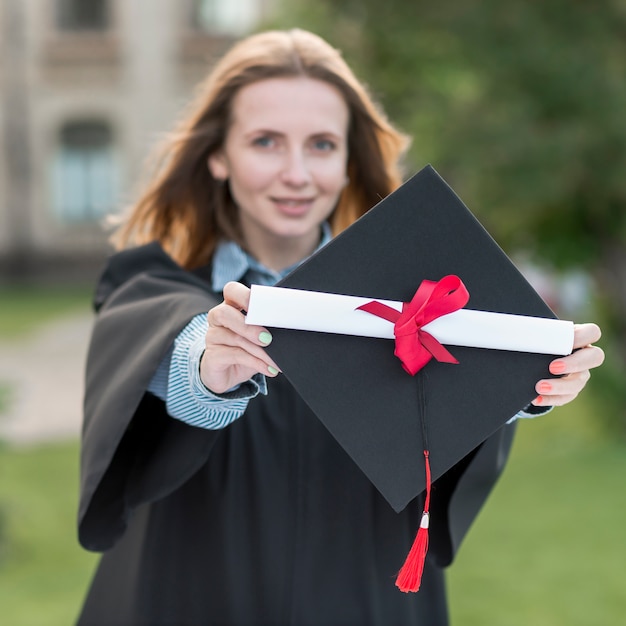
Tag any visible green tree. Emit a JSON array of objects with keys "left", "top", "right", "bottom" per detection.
[{"left": 272, "top": 0, "right": 626, "bottom": 431}]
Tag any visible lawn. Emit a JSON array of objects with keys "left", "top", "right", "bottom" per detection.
[
  {"left": 0, "top": 287, "right": 96, "bottom": 624},
  {"left": 0, "top": 441, "right": 97, "bottom": 626},
  {"left": 0, "top": 401, "right": 623, "bottom": 625},
  {"left": 448, "top": 398, "right": 626, "bottom": 625},
  {"left": 0, "top": 286, "right": 91, "bottom": 341},
  {"left": 0, "top": 288, "right": 624, "bottom": 625}
]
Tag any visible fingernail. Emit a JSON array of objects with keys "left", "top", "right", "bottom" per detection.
[
  {"left": 268, "top": 366, "right": 279, "bottom": 376},
  {"left": 259, "top": 331, "right": 273, "bottom": 345},
  {"left": 534, "top": 395, "right": 543, "bottom": 405},
  {"left": 550, "top": 361, "right": 566, "bottom": 375},
  {"left": 538, "top": 382, "right": 552, "bottom": 394}
]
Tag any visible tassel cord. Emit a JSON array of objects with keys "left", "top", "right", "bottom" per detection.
[{"left": 395, "top": 371, "right": 432, "bottom": 593}]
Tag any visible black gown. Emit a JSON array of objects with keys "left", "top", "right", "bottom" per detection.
[{"left": 76, "top": 242, "right": 516, "bottom": 626}]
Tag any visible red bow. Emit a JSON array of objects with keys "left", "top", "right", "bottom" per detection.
[{"left": 357, "top": 275, "right": 469, "bottom": 375}]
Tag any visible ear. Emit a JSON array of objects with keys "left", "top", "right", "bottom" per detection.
[{"left": 208, "top": 151, "right": 229, "bottom": 181}]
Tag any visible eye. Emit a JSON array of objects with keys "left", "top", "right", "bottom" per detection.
[
  {"left": 311, "top": 138, "right": 337, "bottom": 152},
  {"left": 251, "top": 135, "right": 276, "bottom": 148}
]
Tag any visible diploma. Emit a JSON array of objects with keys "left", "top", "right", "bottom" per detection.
[{"left": 246, "top": 284, "right": 574, "bottom": 356}]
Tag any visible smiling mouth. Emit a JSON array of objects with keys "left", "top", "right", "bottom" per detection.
[
  {"left": 272, "top": 197, "right": 315, "bottom": 215},
  {"left": 273, "top": 197, "right": 314, "bottom": 205}
]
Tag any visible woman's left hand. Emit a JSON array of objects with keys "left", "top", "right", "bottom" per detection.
[{"left": 531, "top": 323, "right": 605, "bottom": 407}]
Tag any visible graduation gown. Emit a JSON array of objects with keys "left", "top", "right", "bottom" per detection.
[{"left": 77, "top": 242, "right": 516, "bottom": 626}]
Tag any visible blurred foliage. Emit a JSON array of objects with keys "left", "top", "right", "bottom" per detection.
[{"left": 269, "top": 0, "right": 626, "bottom": 432}]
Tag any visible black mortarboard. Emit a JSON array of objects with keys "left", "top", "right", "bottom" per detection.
[{"left": 248, "top": 165, "right": 568, "bottom": 589}]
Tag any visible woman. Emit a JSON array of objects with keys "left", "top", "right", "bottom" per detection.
[{"left": 77, "top": 29, "right": 604, "bottom": 625}]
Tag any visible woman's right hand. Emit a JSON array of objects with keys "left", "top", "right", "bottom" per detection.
[{"left": 200, "top": 281, "right": 281, "bottom": 394}]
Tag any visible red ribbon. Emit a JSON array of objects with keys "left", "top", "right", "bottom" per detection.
[{"left": 357, "top": 275, "right": 469, "bottom": 375}]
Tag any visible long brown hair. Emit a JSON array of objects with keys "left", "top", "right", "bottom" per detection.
[{"left": 111, "top": 29, "right": 410, "bottom": 269}]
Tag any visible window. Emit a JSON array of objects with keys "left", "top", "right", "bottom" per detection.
[
  {"left": 56, "top": 0, "right": 110, "bottom": 31},
  {"left": 192, "top": 0, "right": 260, "bottom": 35},
  {"left": 52, "top": 121, "right": 118, "bottom": 223}
]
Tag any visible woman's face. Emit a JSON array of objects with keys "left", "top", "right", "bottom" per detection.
[{"left": 209, "top": 76, "right": 350, "bottom": 269}]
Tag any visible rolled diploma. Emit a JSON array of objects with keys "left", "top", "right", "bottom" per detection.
[{"left": 246, "top": 285, "right": 575, "bottom": 356}]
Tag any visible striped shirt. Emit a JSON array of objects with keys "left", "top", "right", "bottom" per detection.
[{"left": 147, "top": 226, "right": 332, "bottom": 429}]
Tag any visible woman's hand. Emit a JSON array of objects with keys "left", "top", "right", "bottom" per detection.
[
  {"left": 200, "top": 281, "right": 281, "bottom": 394},
  {"left": 532, "top": 323, "right": 605, "bottom": 407}
]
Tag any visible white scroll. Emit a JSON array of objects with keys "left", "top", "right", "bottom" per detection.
[{"left": 245, "top": 285, "right": 574, "bottom": 356}]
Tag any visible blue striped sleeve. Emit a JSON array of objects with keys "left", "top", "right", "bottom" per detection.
[{"left": 148, "top": 313, "right": 267, "bottom": 430}]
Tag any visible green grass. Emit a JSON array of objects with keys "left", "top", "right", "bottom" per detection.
[
  {"left": 0, "top": 289, "right": 97, "bottom": 624},
  {"left": 0, "top": 383, "right": 12, "bottom": 414},
  {"left": 0, "top": 293, "right": 622, "bottom": 626},
  {"left": 0, "top": 441, "right": 97, "bottom": 626},
  {"left": 0, "top": 287, "right": 91, "bottom": 340},
  {"left": 0, "top": 400, "right": 623, "bottom": 625},
  {"left": 448, "top": 396, "right": 626, "bottom": 625}
]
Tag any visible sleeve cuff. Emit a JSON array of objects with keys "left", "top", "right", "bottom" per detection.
[
  {"left": 191, "top": 339, "right": 268, "bottom": 402},
  {"left": 165, "top": 318, "right": 267, "bottom": 430},
  {"left": 507, "top": 403, "right": 553, "bottom": 424}
]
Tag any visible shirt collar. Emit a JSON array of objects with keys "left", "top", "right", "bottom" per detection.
[{"left": 211, "top": 222, "right": 332, "bottom": 292}]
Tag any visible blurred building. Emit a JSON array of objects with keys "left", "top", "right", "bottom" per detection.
[{"left": 0, "top": 0, "right": 273, "bottom": 281}]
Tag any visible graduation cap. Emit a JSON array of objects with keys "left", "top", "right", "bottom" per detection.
[{"left": 246, "top": 165, "right": 573, "bottom": 591}]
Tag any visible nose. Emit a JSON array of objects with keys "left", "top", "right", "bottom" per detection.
[{"left": 280, "top": 148, "right": 312, "bottom": 187}]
